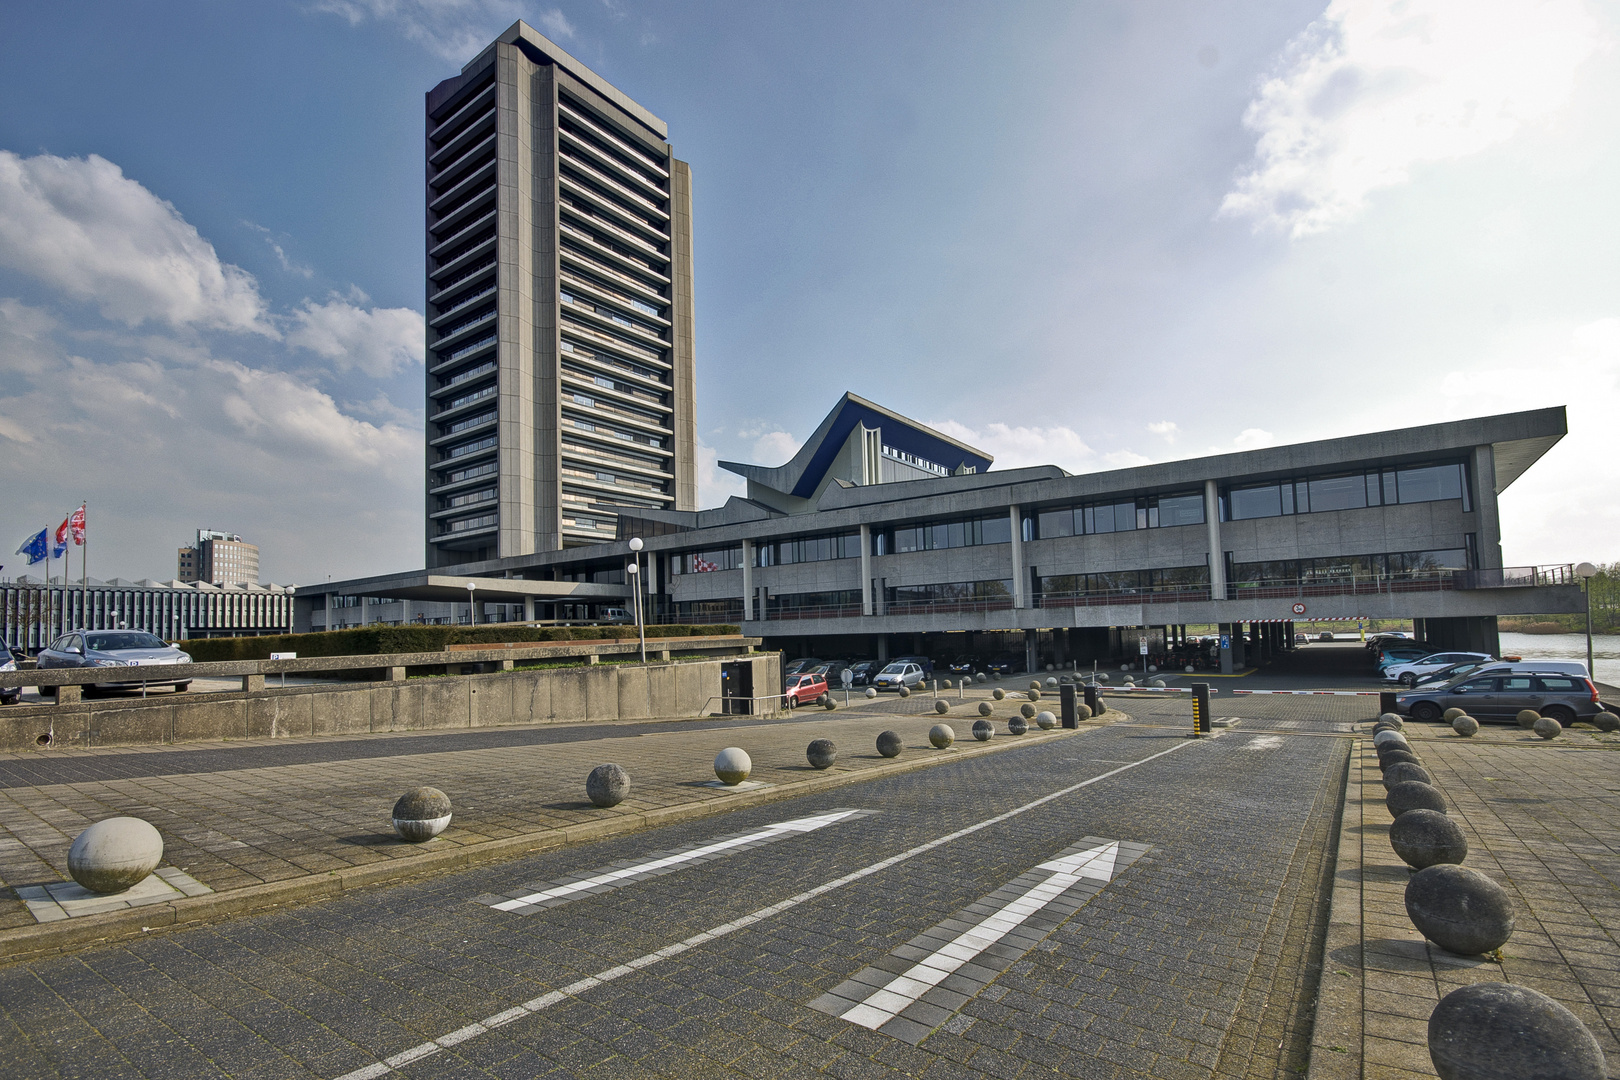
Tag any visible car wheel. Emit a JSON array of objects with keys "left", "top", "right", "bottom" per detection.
[
  {"left": 39, "top": 685, "right": 56, "bottom": 699},
  {"left": 787, "top": 696, "right": 798, "bottom": 709},
  {"left": 174, "top": 682, "right": 190, "bottom": 693},
  {"left": 1543, "top": 705, "right": 1575, "bottom": 727},
  {"left": 1399, "top": 672, "right": 1416, "bottom": 687},
  {"left": 1410, "top": 701, "right": 1441, "bottom": 723}
]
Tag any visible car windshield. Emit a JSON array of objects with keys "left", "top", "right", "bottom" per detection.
[
  {"left": 880, "top": 663, "right": 907, "bottom": 674},
  {"left": 85, "top": 633, "right": 168, "bottom": 651}
]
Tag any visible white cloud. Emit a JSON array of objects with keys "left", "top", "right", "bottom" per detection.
[
  {"left": 311, "top": 0, "right": 572, "bottom": 62},
  {"left": 926, "top": 419, "right": 1153, "bottom": 472},
  {"left": 244, "top": 221, "right": 314, "bottom": 278},
  {"left": 1232, "top": 427, "right": 1275, "bottom": 450},
  {"left": 1221, "top": 0, "right": 1607, "bottom": 237},
  {"left": 0, "top": 152, "right": 275, "bottom": 335},
  {"left": 696, "top": 437, "right": 747, "bottom": 508},
  {"left": 1147, "top": 420, "right": 1179, "bottom": 442},
  {"left": 751, "top": 430, "right": 802, "bottom": 464},
  {"left": 287, "top": 296, "right": 425, "bottom": 377}
]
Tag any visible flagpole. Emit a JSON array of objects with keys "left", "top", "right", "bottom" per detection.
[{"left": 80, "top": 502, "right": 88, "bottom": 631}]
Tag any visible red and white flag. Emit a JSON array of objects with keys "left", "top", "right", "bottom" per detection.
[{"left": 69, "top": 505, "right": 85, "bottom": 545}]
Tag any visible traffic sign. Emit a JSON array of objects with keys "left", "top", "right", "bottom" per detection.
[{"left": 1219, "top": 634, "right": 1231, "bottom": 651}]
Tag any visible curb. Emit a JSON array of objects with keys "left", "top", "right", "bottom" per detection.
[
  {"left": 1305, "top": 734, "right": 1365, "bottom": 1080},
  {"left": 0, "top": 716, "right": 1105, "bottom": 965}
]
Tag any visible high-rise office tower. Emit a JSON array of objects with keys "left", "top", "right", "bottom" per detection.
[{"left": 424, "top": 22, "right": 696, "bottom": 567}]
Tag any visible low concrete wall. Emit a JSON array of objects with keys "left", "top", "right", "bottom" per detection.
[{"left": 0, "top": 654, "right": 782, "bottom": 754}]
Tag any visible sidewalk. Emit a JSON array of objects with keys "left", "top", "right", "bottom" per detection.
[
  {"left": 1309, "top": 718, "right": 1620, "bottom": 1079},
  {"left": 0, "top": 693, "right": 1095, "bottom": 961}
]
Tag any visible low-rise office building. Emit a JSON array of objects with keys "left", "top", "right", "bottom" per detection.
[
  {"left": 295, "top": 396, "right": 1580, "bottom": 672},
  {"left": 2, "top": 577, "right": 295, "bottom": 650}
]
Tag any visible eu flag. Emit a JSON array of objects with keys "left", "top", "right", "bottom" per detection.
[{"left": 14, "top": 529, "right": 48, "bottom": 565}]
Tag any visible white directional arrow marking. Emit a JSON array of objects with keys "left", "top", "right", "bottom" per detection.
[
  {"left": 839, "top": 841, "right": 1121, "bottom": 1031},
  {"left": 490, "top": 810, "right": 865, "bottom": 912}
]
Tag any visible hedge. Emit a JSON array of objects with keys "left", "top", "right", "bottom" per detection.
[{"left": 178, "top": 624, "right": 742, "bottom": 663}]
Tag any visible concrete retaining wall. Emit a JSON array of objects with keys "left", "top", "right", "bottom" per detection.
[{"left": 0, "top": 655, "right": 781, "bottom": 754}]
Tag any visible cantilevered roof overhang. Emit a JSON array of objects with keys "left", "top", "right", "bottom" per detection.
[{"left": 295, "top": 573, "right": 629, "bottom": 604}]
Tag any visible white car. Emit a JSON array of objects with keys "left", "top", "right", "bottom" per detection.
[
  {"left": 872, "top": 662, "right": 924, "bottom": 690},
  {"left": 1383, "top": 651, "right": 1494, "bottom": 687}
]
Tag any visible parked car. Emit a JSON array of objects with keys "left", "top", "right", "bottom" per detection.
[
  {"left": 1396, "top": 670, "right": 1602, "bottom": 725},
  {"left": 1317, "top": 631, "right": 1334, "bottom": 642},
  {"left": 783, "top": 657, "right": 823, "bottom": 679},
  {"left": 1366, "top": 631, "right": 1413, "bottom": 650},
  {"left": 946, "top": 654, "right": 978, "bottom": 675},
  {"left": 1294, "top": 633, "right": 1309, "bottom": 645},
  {"left": 845, "top": 660, "right": 880, "bottom": 687},
  {"left": 810, "top": 660, "right": 851, "bottom": 687},
  {"left": 1411, "top": 659, "right": 1497, "bottom": 687},
  {"left": 1471, "top": 660, "right": 1590, "bottom": 679},
  {"left": 35, "top": 631, "right": 193, "bottom": 695},
  {"left": 892, "top": 654, "right": 934, "bottom": 676},
  {"left": 1375, "top": 644, "right": 1434, "bottom": 670},
  {"left": 602, "top": 607, "right": 634, "bottom": 625},
  {"left": 985, "top": 652, "right": 1020, "bottom": 676},
  {"left": 784, "top": 673, "right": 829, "bottom": 708},
  {"left": 1383, "top": 651, "right": 1495, "bottom": 687},
  {"left": 1, "top": 647, "right": 18, "bottom": 706},
  {"left": 872, "top": 662, "right": 925, "bottom": 690}
]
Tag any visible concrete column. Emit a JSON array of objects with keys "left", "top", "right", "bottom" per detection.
[
  {"left": 1024, "top": 629, "right": 1037, "bottom": 674},
  {"left": 523, "top": 596, "right": 535, "bottom": 622},
  {"left": 1204, "top": 479, "right": 1225, "bottom": 600},
  {"left": 1470, "top": 445, "right": 1504, "bottom": 569},
  {"left": 56, "top": 683, "right": 80, "bottom": 705},
  {"left": 741, "top": 540, "right": 754, "bottom": 623},
  {"left": 1219, "top": 622, "right": 1234, "bottom": 675},
  {"left": 859, "top": 524, "right": 873, "bottom": 616},
  {"left": 1009, "top": 504, "right": 1025, "bottom": 608},
  {"left": 388, "top": 666, "right": 407, "bottom": 681},
  {"left": 242, "top": 673, "right": 265, "bottom": 693},
  {"left": 324, "top": 593, "right": 332, "bottom": 633}
]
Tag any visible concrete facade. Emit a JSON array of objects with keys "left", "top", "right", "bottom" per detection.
[
  {"left": 424, "top": 21, "right": 695, "bottom": 568},
  {"left": 3, "top": 578, "right": 295, "bottom": 651}
]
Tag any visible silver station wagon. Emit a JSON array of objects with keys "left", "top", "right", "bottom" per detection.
[
  {"left": 1396, "top": 670, "right": 1601, "bottom": 726},
  {"left": 37, "top": 631, "right": 193, "bottom": 696}
]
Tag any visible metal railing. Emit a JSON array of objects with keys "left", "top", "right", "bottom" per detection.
[
  {"left": 1036, "top": 585, "right": 1210, "bottom": 608},
  {"left": 1224, "top": 571, "right": 1455, "bottom": 599},
  {"left": 1452, "top": 564, "right": 1576, "bottom": 589}
]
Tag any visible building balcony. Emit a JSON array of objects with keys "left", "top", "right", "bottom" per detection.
[
  {"left": 557, "top": 100, "right": 669, "bottom": 178},
  {"left": 429, "top": 83, "right": 495, "bottom": 145}
]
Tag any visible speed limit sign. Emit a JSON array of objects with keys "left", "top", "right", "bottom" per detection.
[{"left": 1292, "top": 602, "right": 1307, "bottom": 615}]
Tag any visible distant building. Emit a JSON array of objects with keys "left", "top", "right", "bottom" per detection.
[
  {"left": 180, "top": 530, "right": 261, "bottom": 586},
  {"left": 2, "top": 577, "right": 294, "bottom": 648}
]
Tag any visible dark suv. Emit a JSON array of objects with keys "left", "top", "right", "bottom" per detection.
[{"left": 1396, "top": 670, "right": 1602, "bottom": 725}]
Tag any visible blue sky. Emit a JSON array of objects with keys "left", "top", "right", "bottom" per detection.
[{"left": 1, "top": 1, "right": 1617, "bottom": 584}]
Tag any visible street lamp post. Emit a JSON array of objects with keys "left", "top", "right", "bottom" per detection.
[
  {"left": 1576, "top": 562, "right": 1598, "bottom": 680},
  {"left": 629, "top": 537, "right": 646, "bottom": 664},
  {"left": 466, "top": 581, "right": 477, "bottom": 626}
]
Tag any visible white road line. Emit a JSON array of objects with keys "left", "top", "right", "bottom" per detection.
[
  {"left": 838, "top": 842, "right": 1119, "bottom": 1030},
  {"left": 489, "top": 810, "right": 864, "bottom": 912},
  {"left": 331, "top": 739, "right": 1194, "bottom": 1080}
]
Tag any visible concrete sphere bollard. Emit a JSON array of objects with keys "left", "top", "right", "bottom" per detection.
[
  {"left": 1036, "top": 710, "right": 1057, "bottom": 730},
  {"left": 1379, "top": 712, "right": 1404, "bottom": 729},
  {"left": 392, "top": 787, "right": 453, "bottom": 843},
  {"left": 929, "top": 724, "right": 955, "bottom": 749},
  {"left": 1383, "top": 762, "right": 1434, "bottom": 789},
  {"left": 806, "top": 739, "right": 837, "bottom": 770},
  {"left": 1121, "top": 664, "right": 1131, "bottom": 672},
  {"left": 713, "top": 747, "right": 752, "bottom": 785},
  {"left": 1124, "top": 676, "right": 1136, "bottom": 685},
  {"left": 1030, "top": 680, "right": 1042, "bottom": 691},
  {"left": 1008, "top": 716, "right": 1028, "bottom": 735},
  {"left": 942, "top": 678, "right": 953, "bottom": 689},
  {"left": 1517, "top": 708, "right": 1541, "bottom": 729},
  {"left": 1373, "top": 729, "right": 1409, "bottom": 749},
  {"left": 1389, "top": 808, "right": 1467, "bottom": 869},
  {"left": 1149, "top": 679, "right": 1165, "bottom": 688},
  {"left": 1076, "top": 703, "right": 1093, "bottom": 721},
  {"left": 1045, "top": 677, "right": 1058, "bottom": 688},
  {"left": 972, "top": 719, "right": 993, "bottom": 741},
  {"left": 1096, "top": 672, "right": 1110, "bottom": 683},
  {"left": 934, "top": 699, "right": 950, "bottom": 715},
  {"left": 1428, "top": 982, "right": 1608, "bottom": 1080},
  {"left": 1185, "top": 665, "right": 1195, "bottom": 673},
  {"left": 67, "top": 817, "right": 165, "bottom": 894},
  {"left": 1147, "top": 664, "right": 1158, "bottom": 673},
  {"left": 897, "top": 685, "right": 910, "bottom": 698},
  {"left": 876, "top": 730, "right": 903, "bottom": 758},
  {"left": 585, "top": 764, "right": 630, "bottom": 808},
  {"left": 1534, "top": 716, "right": 1562, "bottom": 740},
  {"left": 1027, "top": 688, "right": 1041, "bottom": 702},
  {"left": 1593, "top": 710, "right": 1619, "bottom": 732},
  {"left": 1452, "top": 714, "right": 1479, "bottom": 737},
  {"left": 975, "top": 672, "right": 987, "bottom": 683},
  {"left": 977, "top": 701, "right": 993, "bottom": 717},
  {"left": 992, "top": 687, "right": 1006, "bottom": 700},
  {"left": 1442, "top": 707, "right": 1466, "bottom": 723},
  {"left": 1379, "top": 748, "right": 1422, "bottom": 769},
  {"left": 1406, "top": 864, "right": 1515, "bottom": 955},
  {"left": 866, "top": 686, "right": 878, "bottom": 699},
  {"left": 1019, "top": 702, "right": 1036, "bottom": 720},
  {"left": 1387, "top": 780, "right": 1449, "bottom": 818},
  {"left": 823, "top": 696, "right": 837, "bottom": 711}
]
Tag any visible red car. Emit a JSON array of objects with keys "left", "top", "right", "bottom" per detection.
[{"left": 785, "top": 673, "right": 828, "bottom": 708}]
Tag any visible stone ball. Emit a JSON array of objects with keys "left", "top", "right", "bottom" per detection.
[
  {"left": 713, "top": 747, "right": 752, "bottom": 785},
  {"left": 1045, "top": 663, "right": 1054, "bottom": 672},
  {"left": 1030, "top": 680, "right": 1042, "bottom": 691},
  {"left": 1096, "top": 673, "right": 1110, "bottom": 683},
  {"left": 1124, "top": 676, "right": 1136, "bottom": 685},
  {"left": 1045, "top": 677, "right": 1058, "bottom": 688},
  {"left": 1008, "top": 716, "right": 1028, "bottom": 735},
  {"left": 1592, "top": 710, "right": 1619, "bottom": 732},
  {"left": 823, "top": 696, "right": 837, "bottom": 711},
  {"left": 67, "top": 817, "right": 164, "bottom": 894},
  {"left": 585, "top": 764, "right": 629, "bottom": 808},
  {"left": 1027, "top": 688, "right": 1041, "bottom": 702},
  {"left": 1406, "top": 864, "right": 1515, "bottom": 956},
  {"left": 1076, "top": 703, "right": 1093, "bottom": 720},
  {"left": 897, "top": 685, "right": 910, "bottom": 698},
  {"left": 975, "top": 672, "right": 987, "bottom": 683},
  {"left": 1149, "top": 679, "right": 1165, "bottom": 688},
  {"left": 1442, "top": 708, "right": 1466, "bottom": 723},
  {"left": 1383, "top": 762, "right": 1434, "bottom": 789},
  {"left": 972, "top": 719, "right": 993, "bottom": 741},
  {"left": 1373, "top": 729, "right": 1409, "bottom": 749},
  {"left": 1389, "top": 808, "right": 1467, "bottom": 869},
  {"left": 993, "top": 687, "right": 1006, "bottom": 700},
  {"left": 806, "top": 739, "right": 837, "bottom": 770},
  {"left": 934, "top": 699, "right": 949, "bottom": 715},
  {"left": 1121, "top": 664, "right": 1131, "bottom": 672},
  {"left": 1452, "top": 714, "right": 1479, "bottom": 737},
  {"left": 1019, "top": 702, "right": 1036, "bottom": 719},
  {"left": 866, "top": 686, "right": 878, "bottom": 699},
  {"left": 929, "top": 724, "right": 955, "bottom": 749},
  {"left": 1379, "top": 748, "right": 1421, "bottom": 769},
  {"left": 1517, "top": 708, "right": 1542, "bottom": 729},
  {"left": 1428, "top": 982, "right": 1608, "bottom": 1080},
  {"left": 1534, "top": 716, "right": 1562, "bottom": 740},
  {"left": 1147, "top": 664, "right": 1158, "bottom": 673},
  {"left": 1379, "top": 712, "right": 1404, "bottom": 728},
  {"left": 392, "top": 787, "right": 453, "bottom": 843},
  {"left": 942, "top": 678, "right": 953, "bottom": 689},
  {"left": 977, "top": 701, "right": 993, "bottom": 716},
  {"left": 876, "top": 730, "right": 903, "bottom": 758},
  {"left": 1185, "top": 665, "right": 1195, "bottom": 673},
  {"left": 1036, "top": 710, "right": 1057, "bottom": 730},
  {"left": 1387, "top": 780, "right": 1448, "bottom": 818}
]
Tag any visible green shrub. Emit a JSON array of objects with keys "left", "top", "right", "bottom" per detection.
[{"left": 177, "top": 624, "right": 740, "bottom": 662}]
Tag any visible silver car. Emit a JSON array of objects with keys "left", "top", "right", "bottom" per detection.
[
  {"left": 37, "top": 631, "right": 193, "bottom": 695},
  {"left": 872, "top": 661, "right": 924, "bottom": 690},
  {"left": 1396, "top": 669, "right": 1601, "bottom": 725}
]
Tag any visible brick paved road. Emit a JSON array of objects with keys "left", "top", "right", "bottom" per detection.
[{"left": 0, "top": 707, "right": 1354, "bottom": 1080}]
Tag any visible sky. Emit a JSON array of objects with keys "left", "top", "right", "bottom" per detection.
[{"left": 1, "top": 0, "right": 1617, "bottom": 585}]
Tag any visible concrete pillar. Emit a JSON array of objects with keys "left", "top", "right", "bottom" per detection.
[
  {"left": 1219, "top": 622, "right": 1234, "bottom": 675},
  {"left": 741, "top": 540, "right": 754, "bottom": 623},
  {"left": 324, "top": 592, "right": 332, "bottom": 633},
  {"left": 877, "top": 635, "right": 888, "bottom": 662},
  {"left": 56, "top": 683, "right": 80, "bottom": 705},
  {"left": 523, "top": 596, "right": 535, "bottom": 622},
  {"left": 1470, "top": 444, "right": 1504, "bottom": 569},
  {"left": 242, "top": 673, "right": 265, "bottom": 693},
  {"left": 500, "top": 659, "right": 514, "bottom": 671},
  {"left": 859, "top": 524, "right": 873, "bottom": 616},
  {"left": 388, "top": 666, "right": 407, "bottom": 681},
  {"left": 1023, "top": 629, "right": 1037, "bottom": 674},
  {"left": 1204, "top": 479, "right": 1225, "bottom": 600},
  {"left": 1009, "top": 504, "right": 1025, "bottom": 608}
]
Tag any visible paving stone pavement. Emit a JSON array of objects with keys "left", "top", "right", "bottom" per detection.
[
  {"left": 1309, "top": 717, "right": 1620, "bottom": 1080},
  {"left": 0, "top": 700, "right": 1358, "bottom": 1079}
]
